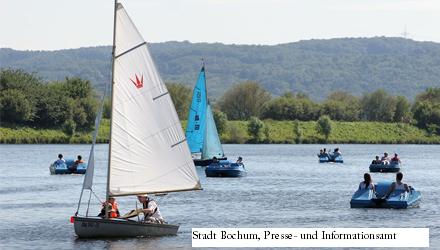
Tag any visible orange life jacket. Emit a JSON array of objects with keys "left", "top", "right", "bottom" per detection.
[{"left": 109, "top": 201, "right": 119, "bottom": 218}]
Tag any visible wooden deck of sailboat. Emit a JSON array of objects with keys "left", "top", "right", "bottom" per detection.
[{"left": 73, "top": 216, "right": 178, "bottom": 238}]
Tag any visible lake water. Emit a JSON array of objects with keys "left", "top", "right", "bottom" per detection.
[{"left": 0, "top": 144, "right": 439, "bottom": 249}]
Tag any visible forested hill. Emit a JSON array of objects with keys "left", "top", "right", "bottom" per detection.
[{"left": 1, "top": 37, "right": 440, "bottom": 100}]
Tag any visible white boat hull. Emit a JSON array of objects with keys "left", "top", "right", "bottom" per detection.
[{"left": 73, "top": 216, "right": 179, "bottom": 238}]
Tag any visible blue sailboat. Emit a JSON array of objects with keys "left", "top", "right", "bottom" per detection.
[
  {"left": 186, "top": 66, "right": 227, "bottom": 166},
  {"left": 204, "top": 104, "right": 246, "bottom": 177}
]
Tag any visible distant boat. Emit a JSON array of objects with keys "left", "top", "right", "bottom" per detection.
[
  {"left": 205, "top": 160, "right": 246, "bottom": 178},
  {"left": 72, "top": 1, "right": 201, "bottom": 238},
  {"left": 350, "top": 181, "right": 421, "bottom": 209},
  {"left": 186, "top": 66, "right": 227, "bottom": 166},
  {"left": 369, "top": 162, "right": 401, "bottom": 173},
  {"left": 49, "top": 159, "right": 87, "bottom": 175}
]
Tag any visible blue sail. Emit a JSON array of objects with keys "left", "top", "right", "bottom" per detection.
[
  {"left": 202, "top": 104, "right": 225, "bottom": 160},
  {"left": 185, "top": 67, "right": 207, "bottom": 153}
]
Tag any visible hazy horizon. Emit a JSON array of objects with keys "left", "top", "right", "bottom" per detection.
[
  {"left": 1, "top": 0, "right": 440, "bottom": 51},
  {"left": 2, "top": 36, "right": 440, "bottom": 52}
]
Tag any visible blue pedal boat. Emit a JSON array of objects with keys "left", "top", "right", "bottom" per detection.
[
  {"left": 319, "top": 155, "right": 343, "bottom": 163},
  {"left": 369, "top": 162, "right": 400, "bottom": 173},
  {"left": 49, "top": 159, "right": 87, "bottom": 175},
  {"left": 350, "top": 181, "right": 421, "bottom": 209},
  {"left": 205, "top": 160, "right": 246, "bottom": 177}
]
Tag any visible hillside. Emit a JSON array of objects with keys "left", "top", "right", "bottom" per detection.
[{"left": 1, "top": 37, "right": 440, "bottom": 100}]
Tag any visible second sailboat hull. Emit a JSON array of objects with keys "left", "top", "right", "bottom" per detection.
[{"left": 73, "top": 216, "right": 179, "bottom": 238}]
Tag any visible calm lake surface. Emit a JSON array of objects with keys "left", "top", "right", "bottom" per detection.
[{"left": 0, "top": 144, "right": 439, "bottom": 249}]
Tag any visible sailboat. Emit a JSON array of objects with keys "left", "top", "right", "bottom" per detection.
[
  {"left": 185, "top": 66, "right": 227, "bottom": 166},
  {"left": 72, "top": 1, "right": 201, "bottom": 238}
]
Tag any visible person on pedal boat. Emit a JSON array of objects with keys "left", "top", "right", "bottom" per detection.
[
  {"left": 384, "top": 172, "right": 410, "bottom": 199},
  {"left": 54, "top": 154, "right": 66, "bottom": 165},
  {"left": 236, "top": 156, "right": 243, "bottom": 164},
  {"left": 358, "top": 173, "right": 376, "bottom": 192},
  {"left": 390, "top": 153, "right": 401, "bottom": 164},
  {"left": 70, "top": 155, "right": 84, "bottom": 172},
  {"left": 381, "top": 152, "right": 390, "bottom": 165},
  {"left": 371, "top": 155, "right": 381, "bottom": 164}
]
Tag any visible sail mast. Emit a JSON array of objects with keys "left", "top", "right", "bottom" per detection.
[
  {"left": 202, "top": 58, "right": 208, "bottom": 101},
  {"left": 105, "top": 0, "right": 118, "bottom": 217}
]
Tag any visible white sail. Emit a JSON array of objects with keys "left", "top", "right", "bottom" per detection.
[
  {"left": 109, "top": 4, "right": 201, "bottom": 196},
  {"left": 83, "top": 88, "right": 106, "bottom": 190}
]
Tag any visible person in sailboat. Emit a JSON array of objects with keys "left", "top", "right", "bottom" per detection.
[
  {"left": 54, "top": 154, "right": 65, "bottom": 165},
  {"left": 98, "top": 197, "right": 120, "bottom": 218},
  {"left": 137, "top": 195, "right": 164, "bottom": 224}
]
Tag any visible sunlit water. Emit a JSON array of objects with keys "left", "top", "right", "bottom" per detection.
[{"left": 0, "top": 144, "right": 439, "bottom": 249}]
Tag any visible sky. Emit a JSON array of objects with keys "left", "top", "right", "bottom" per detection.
[{"left": 1, "top": 0, "right": 440, "bottom": 51}]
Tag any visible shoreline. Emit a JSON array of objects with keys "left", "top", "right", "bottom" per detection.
[{"left": 1, "top": 120, "right": 439, "bottom": 145}]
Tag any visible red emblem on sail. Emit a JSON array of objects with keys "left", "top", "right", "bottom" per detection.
[{"left": 130, "top": 74, "right": 144, "bottom": 89}]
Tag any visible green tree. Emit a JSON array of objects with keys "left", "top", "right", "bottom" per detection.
[
  {"left": 261, "top": 92, "right": 319, "bottom": 121},
  {"left": 0, "top": 69, "right": 42, "bottom": 123},
  {"left": 321, "top": 91, "right": 361, "bottom": 121},
  {"left": 0, "top": 89, "right": 34, "bottom": 123},
  {"left": 218, "top": 81, "right": 271, "bottom": 120},
  {"left": 360, "top": 89, "right": 396, "bottom": 122},
  {"left": 167, "top": 83, "right": 191, "bottom": 120},
  {"left": 247, "top": 116, "right": 264, "bottom": 143},
  {"left": 35, "top": 86, "right": 72, "bottom": 127},
  {"left": 316, "top": 115, "right": 332, "bottom": 141},
  {"left": 393, "top": 96, "right": 411, "bottom": 122},
  {"left": 63, "top": 77, "right": 93, "bottom": 99},
  {"left": 413, "top": 88, "right": 440, "bottom": 134},
  {"left": 213, "top": 109, "right": 228, "bottom": 135}
]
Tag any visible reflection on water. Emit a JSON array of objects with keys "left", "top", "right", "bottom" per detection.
[{"left": 1, "top": 144, "right": 439, "bottom": 249}]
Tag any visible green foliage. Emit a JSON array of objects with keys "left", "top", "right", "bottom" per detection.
[
  {"left": 226, "top": 122, "right": 246, "bottom": 144},
  {"left": 166, "top": 82, "right": 191, "bottom": 120},
  {"left": 218, "top": 81, "right": 271, "bottom": 120},
  {"left": 0, "top": 89, "right": 34, "bottom": 123},
  {"left": 393, "top": 96, "right": 411, "bottom": 122},
  {"left": 103, "top": 98, "right": 111, "bottom": 119},
  {"left": 213, "top": 109, "right": 228, "bottom": 135},
  {"left": 360, "top": 89, "right": 397, "bottom": 122},
  {"left": 0, "top": 69, "right": 42, "bottom": 123},
  {"left": 247, "top": 116, "right": 265, "bottom": 143},
  {"left": 413, "top": 88, "right": 440, "bottom": 135},
  {"left": 62, "top": 119, "right": 76, "bottom": 136},
  {"left": 261, "top": 92, "right": 320, "bottom": 120},
  {"left": 316, "top": 115, "right": 332, "bottom": 141},
  {"left": 2, "top": 119, "right": 440, "bottom": 144},
  {"left": 321, "top": 91, "right": 361, "bottom": 121},
  {"left": 0, "top": 69, "right": 97, "bottom": 131},
  {"left": 293, "top": 120, "right": 302, "bottom": 143}
]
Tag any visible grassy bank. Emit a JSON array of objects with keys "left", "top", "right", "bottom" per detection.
[{"left": 1, "top": 119, "right": 439, "bottom": 144}]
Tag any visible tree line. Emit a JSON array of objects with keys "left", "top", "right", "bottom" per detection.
[
  {"left": 170, "top": 81, "right": 440, "bottom": 136},
  {"left": 1, "top": 69, "right": 439, "bottom": 137},
  {"left": 0, "top": 69, "right": 97, "bottom": 135}
]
